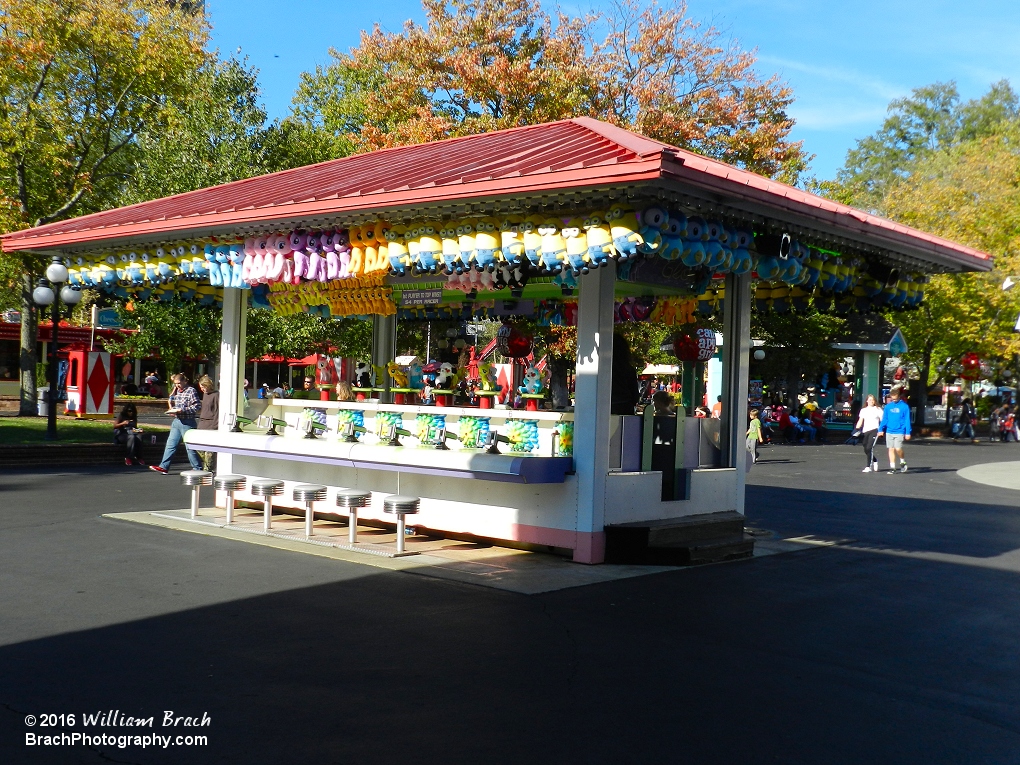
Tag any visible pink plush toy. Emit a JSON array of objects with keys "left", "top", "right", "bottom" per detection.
[
  {"left": 255, "top": 235, "right": 276, "bottom": 283},
  {"left": 305, "top": 231, "right": 324, "bottom": 281},
  {"left": 243, "top": 238, "right": 258, "bottom": 284}
]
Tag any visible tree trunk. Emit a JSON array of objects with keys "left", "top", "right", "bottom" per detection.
[
  {"left": 19, "top": 270, "right": 38, "bottom": 416},
  {"left": 548, "top": 357, "right": 571, "bottom": 409}
]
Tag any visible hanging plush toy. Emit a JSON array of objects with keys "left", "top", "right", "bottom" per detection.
[
  {"left": 500, "top": 215, "right": 525, "bottom": 266},
  {"left": 228, "top": 244, "right": 247, "bottom": 288},
  {"left": 438, "top": 222, "right": 461, "bottom": 274},
  {"left": 520, "top": 214, "right": 544, "bottom": 268},
  {"left": 607, "top": 204, "right": 643, "bottom": 260},
  {"left": 385, "top": 224, "right": 410, "bottom": 276},
  {"left": 637, "top": 206, "right": 668, "bottom": 255},
  {"left": 729, "top": 230, "right": 754, "bottom": 275},
  {"left": 347, "top": 225, "right": 367, "bottom": 276},
  {"left": 473, "top": 217, "right": 501, "bottom": 272},
  {"left": 561, "top": 218, "right": 589, "bottom": 275},
  {"left": 456, "top": 219, "right": 477, "bottom": 272},
  {"left": 415, "top": 221, "right": 442, "bottom": 275},
  {"left": 659, "top": 215, "right": 684, "bottom": 261},
  {"left": 583, "top": 211, "right": 614, "bottom": 268},
  {"left": 702, "top": 221, "right": 726, "bottom": 270},
  {"left": 306, "top": 230, "right": 326, "bottom": 281},
  {"left": 681, "top": 216, "right": 707, "bottom": 267},
  {"left": 539, "top": 217, "right": 566, "bottom": 273}
]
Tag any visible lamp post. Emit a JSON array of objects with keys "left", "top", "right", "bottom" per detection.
[{"left": 32, "top": 256, "right": 82, "bottom": 441}]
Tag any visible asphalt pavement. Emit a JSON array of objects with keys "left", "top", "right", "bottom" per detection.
[{"left": 2, "top": 439, "right": 1020, "bottom": 764}]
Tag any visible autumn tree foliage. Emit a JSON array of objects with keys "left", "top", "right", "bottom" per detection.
[
  {"left": 291, "top": 0, "right": 808, "bottom": 182},
  {"left": 0, "top": 0, "right": 208, "bottom": 413}
]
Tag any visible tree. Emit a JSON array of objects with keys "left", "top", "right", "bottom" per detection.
[
  {"left": 245, "top": 309, "right": 372, "bottom": 361},
  {"left": 103, "top": 300, "right": 222, "bottom": 380},
  {"left": 120, "top": 56, "right": 291, "bottom": 205},
  {"left": 881, "top": 126, "right": 1020, "bottom": 393},
  {"left": 749, "top": 310, "right": 847, "bottom": 403},
  {"left": 828, "top": 80, "right": 1020, "bottom": 210},
  {"left": 0, "top": 0, "right": 207, "bottom": 413},
  {"left": 291, "top": 0, "right": 808, "bottom": 181}
]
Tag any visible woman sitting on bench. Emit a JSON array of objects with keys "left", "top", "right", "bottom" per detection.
[{"left": 113, "top": 404, "right": 145, "bottom": 466}]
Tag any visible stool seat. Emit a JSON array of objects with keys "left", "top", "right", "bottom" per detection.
[
  {"left": 383, "top": 495, "right": 420, "bottom": 515},
  {"left": 294, "top": 484, "right": 327, "bottom": 539},
  {"left": 213, "top": 474, "right": 246, "bottom": 492},
  {"left": 251, "top": 479, "right": 284, "bottom": 532},
  {"left": 180, "top": 470, "right": 213, "bottom": 487},
  {"left": 336, "top": 489, "right": 371, "bottom": 508},
  {"left": 251, "top": 479, "right": 284, "bottom": 497},
  {"left": 293, "top": 484, "right": 328, "bottom": 503}
]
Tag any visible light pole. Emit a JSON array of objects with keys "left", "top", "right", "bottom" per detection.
[{"left": 32, "top": 255, "right": 82, "bottom": 441}]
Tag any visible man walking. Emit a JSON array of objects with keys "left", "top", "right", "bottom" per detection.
[{"left": 877, "top": 385, "right": 911, "bottom": 474}]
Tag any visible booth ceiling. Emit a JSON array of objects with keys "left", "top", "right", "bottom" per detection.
[{"left": 0, "top": 118, "right": 993, "bottom": 275}]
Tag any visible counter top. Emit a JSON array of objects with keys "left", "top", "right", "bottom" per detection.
[
  {"left": 185, "top": 429, "right": 574, "bottom": 484},
  {"left": 266, "top": 398, "right": 574, "bottom": 421}
]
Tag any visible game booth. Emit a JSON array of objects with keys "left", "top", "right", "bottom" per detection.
[{"left": 1, "top": 118, "right": 992, "bottom": 563}]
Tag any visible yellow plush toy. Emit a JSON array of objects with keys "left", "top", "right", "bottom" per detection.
[
  {"left": 520, "top": 214, "right": 544, "bottom": 268},
  {"left": 473, "top": 217, "right": 501, "bottom": 271},
  {"left": 607, "top": 204, "right": 643, "bottom": 260},
  {"left": 347, "top": 225, "right": 366, "bottom": 276},
  {"left": 561, "top": 217, "right": 589, "bottom": 275},
  {"left": 439, "top": 222, "right": 461, "bottom": 274},
  {"left": 457, "top": 219, "right": 477, "bottom": 270},
  {"left": 385, "top": 224, "right": 411, "bottom": 276},
  {"left": 417, "top": 221, "right": 442, "bottom": 274},
  {"left": 500, "top": 215, "right": 525, "bottom": 265},
  {"left": 387, "top": 361, "right": 409, "bottom": 388},
  {"left": 538, "top": 217, "right": 566, "bottom": 272},
  {"left": 583, "top": 211, "right": 614, "bottom": 268}
]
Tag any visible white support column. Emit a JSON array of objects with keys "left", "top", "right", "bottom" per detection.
[
  {"left": 371, "top": 315, "right": 396, "bottom": 403},
  {"left": 572, "top": 265, "right": 615, "bottom": 564},
  {"left": 216, "top": 289, "right": 247, "bottom": 475},
  {"left": 720, "top": 272, "right": 752, "bottom": 514},
  {"left": 133, "top": 358, "right": 142, "bottom": 384}
]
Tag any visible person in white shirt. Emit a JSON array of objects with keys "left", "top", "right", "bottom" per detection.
[{"left": 856, "top": 394, "right": 884, "bottom": 472}]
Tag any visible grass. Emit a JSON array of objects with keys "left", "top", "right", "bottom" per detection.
[{"left": 0, "top": 416, "right": 169, "bottom": 445}]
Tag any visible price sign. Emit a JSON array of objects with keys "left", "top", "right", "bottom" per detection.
[{"left": 400, "top": 289, "right": 443, "bottom": 306}]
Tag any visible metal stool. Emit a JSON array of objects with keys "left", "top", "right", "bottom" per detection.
[
  {"left": 293, "top": 484, "right": 328, "bottom": 538},
  {"left": 336, "top": 489, "right": 372, "bottom": 545},
  {"left": 382, "top": 494, "right": 420, "bottom": 554},
  {"left": 251, "top": 479, "right": 284, "bottom": 531},
  {"left": 180, "top": 470, "right": 213, "bottom": 519},
  {"left": 213, "top": 474, "right": 246, "bottom": 525}
]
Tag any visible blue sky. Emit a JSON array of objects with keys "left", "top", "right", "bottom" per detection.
[{"left": 206, "top": 0, "right": 1020, "bottom": 181}]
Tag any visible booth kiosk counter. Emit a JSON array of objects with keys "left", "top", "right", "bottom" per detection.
[{"left": 1, "top": 117, "right": 993, "bottom": 563}]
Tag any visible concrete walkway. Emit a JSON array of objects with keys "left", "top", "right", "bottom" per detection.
[
  {"left": 958, "top": 459, "right": 1020, "bottom": 491},
  {"left": 3, "top": 442, "right": 1020, "bottom": 764}
]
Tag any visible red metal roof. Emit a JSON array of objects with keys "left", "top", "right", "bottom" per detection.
[{"left": 0, "top": 117, "right": 992, "bottom": 272}]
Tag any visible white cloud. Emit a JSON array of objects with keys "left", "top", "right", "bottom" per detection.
[
  {"left": 789, "top": 105, "right": 892, "bottom": 131},
  {"left": 758, "top": 55, "right": 905, "bottom": 101}
]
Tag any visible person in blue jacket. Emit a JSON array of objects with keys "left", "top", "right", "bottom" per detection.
[{"left": 877, "top": 386, "right": 912, "bottom": 473}]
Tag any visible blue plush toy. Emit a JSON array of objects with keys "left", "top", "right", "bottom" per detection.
[
  {"left": 228, "top": 244, "right": 247, "bottom": 288},
  {"left": 682, "top": 216, "right": 708, "bottom": 268},
  {"left": 730, "top": 230, "right": 754, "bottom": 275},
  {"left": 637, "top": 206, "right": 668, "bottom": 255}
]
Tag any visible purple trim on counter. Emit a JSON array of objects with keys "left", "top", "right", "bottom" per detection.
[{"left": 200, "top": 443, "right": 574, "bottom": 484}]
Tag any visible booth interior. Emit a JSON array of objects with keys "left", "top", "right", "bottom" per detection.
[{"left": 1, "top": 118, "right": 991, "bottom": 564}]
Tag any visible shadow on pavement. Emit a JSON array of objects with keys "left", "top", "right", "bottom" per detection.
[{"left": 747, "top": 484, "right": 1020, "bottom": 559}]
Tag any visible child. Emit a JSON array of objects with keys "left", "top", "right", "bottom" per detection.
[
  {"left": 746, "top": 408, "right": 763, "bottom": 463},
  {"left": 651, "top": 390, "right": 674, "bottom": 416}
]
